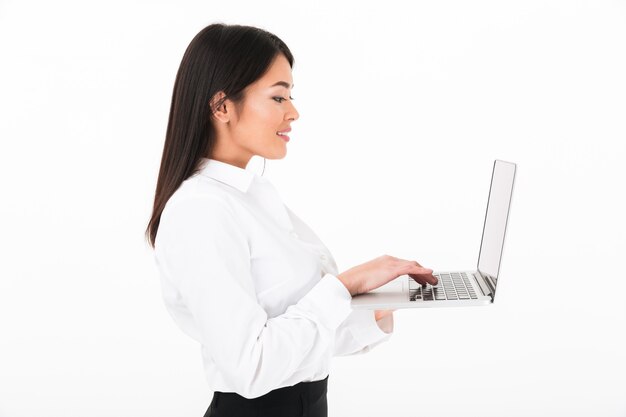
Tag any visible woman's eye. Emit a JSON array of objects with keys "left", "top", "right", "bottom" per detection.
[{"left": 273, "top": 96, "right": 295, "bottom": 103}]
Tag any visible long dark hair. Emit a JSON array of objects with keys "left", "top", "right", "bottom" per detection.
[{"left": 145, "top": 23, "right": 294, "bottom": 248}]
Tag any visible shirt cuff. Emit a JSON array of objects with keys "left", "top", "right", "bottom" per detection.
[
  {"left": 347, "top": 309, "right": 394, "bottom": 347},
  {"left": 295, "top": 273, "right": 353, "bottom": 330}
]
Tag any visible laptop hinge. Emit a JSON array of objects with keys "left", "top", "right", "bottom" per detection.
[{"left": 474, "top": 271, "right": 495, "bottom": 301}]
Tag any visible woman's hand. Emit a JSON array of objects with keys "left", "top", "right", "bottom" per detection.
[
  {"left": 374, "top": 309, "right": 395, "bottom": 321},
  {"left": 337, "top": 255, "right": 437, "bottom": 296}
]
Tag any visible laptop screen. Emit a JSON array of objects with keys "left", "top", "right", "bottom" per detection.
[{"left": 477, "top": 160, "right": 516, "bottom": 287}]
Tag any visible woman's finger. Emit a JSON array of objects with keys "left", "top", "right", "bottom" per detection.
[
  {"left": 399, "top": 262, "right": 432, "bottom": 274},
  {"left": 408, "top": 272, "right": 438, "bottom": 285},
  {"left": 413, "top": 265, "right": 433, "bottom": 275}
]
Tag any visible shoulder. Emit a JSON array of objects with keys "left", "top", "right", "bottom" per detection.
[
  {"left": 158, "top": 177, "right": 244, "bottom": 239},
  {"left": 163, "top": 175, "right": 239, "bottom": 217}
]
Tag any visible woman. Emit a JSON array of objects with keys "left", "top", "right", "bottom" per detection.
[{"left": 145, "top": 23, "right": 437, "bottom": 417}]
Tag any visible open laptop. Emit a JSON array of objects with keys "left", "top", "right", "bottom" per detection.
[{"left": 351, "top": 159, "right": 516, "bottom": 309}]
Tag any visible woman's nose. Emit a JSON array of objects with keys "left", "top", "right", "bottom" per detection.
[{"left": 286, "top": 101, "right": 299, "bottom": 121}]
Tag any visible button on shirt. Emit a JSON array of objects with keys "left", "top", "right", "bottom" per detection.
[{"left": 154, "top": 158, "right": 393, "bottom": 399}]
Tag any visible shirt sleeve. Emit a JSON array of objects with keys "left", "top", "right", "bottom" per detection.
[
  {"left": 280, "top": 204, "right": 395, "bottom": 356},
  {"left": 332, "top": 309, "right": 394, "bottom": 357},
  {"left": 155, "top": 195, "right": 354, "bottom": 399}
]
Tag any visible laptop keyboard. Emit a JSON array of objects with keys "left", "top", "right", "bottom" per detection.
[{"left": 409, "top": 272, "right": 478, "bottom": 301}]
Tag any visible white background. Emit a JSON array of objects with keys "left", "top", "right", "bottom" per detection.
[{"left": 1, "top": 0, "right": 625, "bottom": 416}]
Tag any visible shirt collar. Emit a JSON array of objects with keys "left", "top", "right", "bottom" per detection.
[{"left": 196, "top": 158, "right": 257, "bottom": 193}]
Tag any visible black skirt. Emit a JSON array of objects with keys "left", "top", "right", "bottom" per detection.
[{"left": 203, "top": 375, "right": 329, "bottom": 417}]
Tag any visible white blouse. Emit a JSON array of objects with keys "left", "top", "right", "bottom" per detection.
[{"left": 153, "top": 157, "right": 393, "bottom": 399}]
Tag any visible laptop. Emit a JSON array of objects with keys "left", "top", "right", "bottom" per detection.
[{"left": 351, "top": 159, "right": 516, "bottom": 309}]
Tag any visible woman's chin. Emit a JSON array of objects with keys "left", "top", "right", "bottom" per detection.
[{"left": 268, "top": 147, "right": 288, "bottom": 159}]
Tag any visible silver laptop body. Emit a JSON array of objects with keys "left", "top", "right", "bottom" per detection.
[{"left": 351, "top": 159, "right": 516, "bottom": 309}]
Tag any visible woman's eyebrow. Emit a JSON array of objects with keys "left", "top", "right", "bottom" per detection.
[{"left": 270, "top": 81, "right": 294, "bottom": 89}]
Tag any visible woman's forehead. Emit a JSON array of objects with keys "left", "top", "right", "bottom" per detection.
[{"left": 257, "top": 55, "right": 294, "bottom": 89}]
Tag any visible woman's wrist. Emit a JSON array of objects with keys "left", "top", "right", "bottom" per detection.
[{"left": 336, "top": 273, "right": 358, "bottom": 296}]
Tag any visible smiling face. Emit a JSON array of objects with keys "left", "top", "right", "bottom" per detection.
[{"left": 209, "top": 53, "right": 299, "bottom": 169}]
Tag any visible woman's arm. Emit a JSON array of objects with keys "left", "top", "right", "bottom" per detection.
[{"left": 156, "top": 195, "right": 355, "bottom": 399}]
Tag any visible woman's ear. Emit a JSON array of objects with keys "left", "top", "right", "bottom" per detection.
[{"left": 210, "top": 91, "right": 230, "bottom": 124}]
